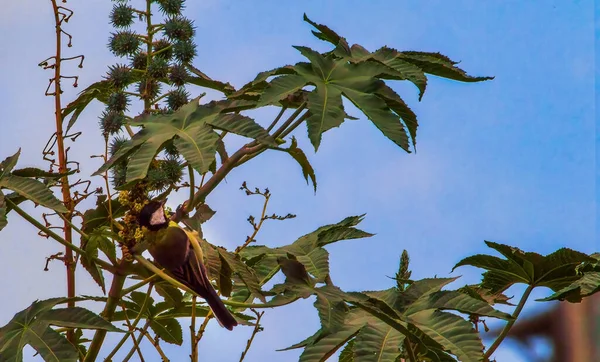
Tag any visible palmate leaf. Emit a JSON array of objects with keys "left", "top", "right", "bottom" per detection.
[
  {"left": 257, "top": 46, "right": 413, "bottom": 152},
  {"left": 93, "top": 98, "right": 223, "bottom": 182},
  {"left": 338, "top": 339, "right": 355, "bottom": 362},
  {"left": 538, "top": 271, "right": 600, "bottom": 303},
  {"left": 0, "top": 299, "right": 121, "bottom": 362},
  {"left": 239, "top": 215, "right": 373, "bottom": 288},
  {"left": 453, "top": 241, "right": 595, "bottom": 294}
]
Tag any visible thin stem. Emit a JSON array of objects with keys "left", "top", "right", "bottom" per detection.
[
  {"left": 120, "top": 275, "right": 159, "bottom": 297},
  {"left": 84, "top": 269, "right": 128, "bottom": 362},
  {"left": 403, "top": 338, "right": 417, "bottom": 362},
  {"left": 120, "top": 303, "right": 146, "bottom": 362},
  {"left": 239, "top": 310, "right": 264, "bottom": 362},
  {"left": 107, "top": 284, "right": 153, "bottom": 361},
  {"left": 271, "top": 103, "right": 306, "bottom": 139},
  {"left": 186, "top": 165, "right": 195, "bottom": 213},
  {"left": 50, "top": 0, "right": 76, "bottom": 342},
  {"left": 56, "top": 212, "right": 88, "bottom": 239},
  {"left": 279, "top": 111, "right": 310, "bottom": 139},
  {"left": 266, "top": 107, "right": 287, "bottom": 132},
  {"left": 195, "top": 311, "right": 213, "bottom": 342},
  {"left": 122, "top": 321, "right": 150, "bottom": 362},
  {"left": 235, "top": 193, "right": 270, "bottom": 254},
  {"left": 139, "top": 327, "right": 170, "bottom": 361},
  {"left": 190, "top": 296, "right": 198, "bottom": 362},
  {"left": 484, "top": 285, "right": 535, "bottom": 360}
]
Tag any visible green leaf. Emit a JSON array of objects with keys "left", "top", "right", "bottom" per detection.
[
  {"left": 80, "top": 237, "right": 106, "bottom": 293},
  {"left": 302, "top": 14, "right": 343, "bottom": 47},
  {"left": 0, "top": 298, "right": 109, "bottom": 362},
  {"left": 25, "top": 324, "right": 78, "bottom": 362},
  {"left": 257, "top": 74, "right": 307, "bottom": 108},
  {"left": 94, "top": 97, "right": 224, "bottom": 181},
  {"left": 62, "top": 81, "right": 112, "bottom": 132},
  {"left": 353, "top": 318, "right": 404, "bottom": 362},
  {"left": 218, "top": 253, "right": 233, "bottom": 297},
  {"left": 217, "top": 249, "right": 265, "bottom": 303},
  {"left": 538, "top": 272, "right": 600, "bottom": 302},
  {"left": 397, "top": 51, "right": 494, "bottom": 83},
  {"left": 298, "top": 325, "right": 362, "bottom": 362},
  {"left": 206, "top": 113, "right": 277, "bottom": 146},
  {"left": 185, "top": 64, "right": 236, "bottom": 95},
  {"left": 38, "top": 307, "right": 121, "bottom": 332},
  {"left": 0, "top": 150, "right": 21, "bottom": 179},
  {"left": 155, "top": 282, "right": 184, "bottom": 308},
  {"left": 0, "top": 175, "right": 67, "bottom": 213},
  {"left": 374, "top": 84, "right": 419, "bottom": 149},
  {"left": 408, "top": 310, "right": 484, "bottom": 362},
  {"left": 81, "top": 195, "right": 126, "bottom": 233},
  {"left": 286, "top": 137, "right": 317, "bottom": 192},
  {"left": 0, "top": 191, "right": 7, "bottom": 232},
  {"left": 314, "top": 286, "right": 347, "bottom": 333},
  {"left": 10, "top": 168, "right": 75, "bottom": 179},
  {"left": 150, "top": 318, "right": 183, "bottom": 345},
  {"left": 371, "top": 47, "right": 428, "bottom": 100},
  {"left": 454, "top": 241, "right": 594, "bottom": 293},
  {"left": 406, "top": 290, "right": 512, "bottom": 320},
  {"left": 338, "top": 339, "right": 355, "bottom": 362}
]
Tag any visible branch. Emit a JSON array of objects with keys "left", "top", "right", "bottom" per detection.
[
  {"left": 239, "top": 310, "right": 264, "bottom": 361},
  {"left": 484, "top": 285, "right": 534, "bottom": 360},
  {"left": 105, "top": 284, "right": 154, "bottom": 361}
]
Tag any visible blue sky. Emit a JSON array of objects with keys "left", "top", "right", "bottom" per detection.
[{"left": 0, "top": 1, "right": 595, "bottom": 361}]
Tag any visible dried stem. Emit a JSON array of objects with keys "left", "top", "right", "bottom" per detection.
[
  {"left": 239, "top": 310, "right": 264, "bottom": 362},
  {"left": 50, "top": 0, "right": 77, "bottom": 342}
]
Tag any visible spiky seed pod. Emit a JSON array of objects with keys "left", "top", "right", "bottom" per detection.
[
  {"left": 163, "top": 16, "right": 195, "bottom": 41},
  {"left": 110, "top": 4, "right": 135, "bottom": 28},
  {"left": 108, "top": 31, "right": 140, "bottom": 57},
  {"left": 107, "top": 92, "right": 130, "bottom": 113},
  {"left": 166, "top": 88, "right": 189, "bottom": 110},
  {"left": 110, "top": 135, "right": 129, "bottom": 157},
  {"left": 147, "top": 57, "right": 169, "bottom": 79},
  {"left": 105, "top": 64, "right": 133, "bottom": 89},
  {"left": 99, "top": 110, "right": 125, "bottom": 136},
  {"left": 137, "top": 79, "right": 162, "bottom": 100},
  {"left": 161, "top": 156, "right": 184, "bottom": 184},
  {"left": 172, "top": 40, "right": 197, "bottom": 63},
  {"left": 153, "top": 39, "right": 173, "bottom": 60},
  {"left": 110, "top": 162, "right": 127, "bottom": 188},
  {"left": 163, "top": 138, "right": 180, "bottom": 157},
  {"left": 131, "top": 52, "right": 147, "bottom": 70},
  {"left": 168, "top": 63, "right": 188, "bottom": 86},
  {"left": 156, "top": 0, "right": 185, "bottom": 16}
]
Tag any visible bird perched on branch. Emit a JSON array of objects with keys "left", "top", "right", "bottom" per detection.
[{"left": 138, "top": 200, "right": 238, "bottom": 330}]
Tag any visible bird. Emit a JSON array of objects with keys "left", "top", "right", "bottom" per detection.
[{"left": 137, "top": 199, "right": 238, "bottom": 330}]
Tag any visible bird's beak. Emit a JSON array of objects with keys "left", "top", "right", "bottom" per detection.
[{"left": 160, "top": 198, "right": 168, "bottom": 207}]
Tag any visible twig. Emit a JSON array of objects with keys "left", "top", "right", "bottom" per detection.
[
  {"left": 138, "top": 327, "right": 170, "bottom": 361},
  {"left": 266, "top": 107, "right": 287, "bottom": 132},
  {"left": 239, "top": 310, "right": 264, "bottom": 362},
  {"left": 484, "top": 285, "right": 534, "bottom": 360},
  {"left": 121, "top": 321, "right": 150, "bottom": 362},
  {"left": 120, "top": 275, "right": 159, "bottom": 297}
]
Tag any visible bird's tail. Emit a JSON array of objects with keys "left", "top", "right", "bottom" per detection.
[{"left": 173, "top": 255, "right": 238, "bottom": 330}]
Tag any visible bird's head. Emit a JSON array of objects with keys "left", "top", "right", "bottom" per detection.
[{"left": 138, "top": 199, "right": 169, "bottom": 231}]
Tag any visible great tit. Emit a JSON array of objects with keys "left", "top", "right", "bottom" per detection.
[{"left": 138, "top": 200, "right": 238, "bottom": 330}]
